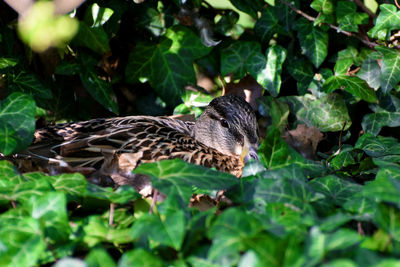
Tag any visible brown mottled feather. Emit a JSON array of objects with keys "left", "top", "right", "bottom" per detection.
[{"left": 27, "top": 116, "right": 243, "bottom": 177}]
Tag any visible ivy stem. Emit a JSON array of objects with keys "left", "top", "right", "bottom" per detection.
[
  {"left": 150, "top": 189, "right": 158, "bottom": 214},
  {"left": 357, "top": 221, "right": 365, "bottom": 235},
  {"left": 109, "top": 203, "right": 115, "bottom": 226},
  {"left": 353, "top": 0, "right": 377, "bottom": 19},
  {"left": 279, "top": 0, "right": 378, "bottom": 48}
]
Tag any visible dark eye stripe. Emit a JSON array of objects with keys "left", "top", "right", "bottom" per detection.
[{"left": 231, "top": 128, "right": 244, "bottom": 146}]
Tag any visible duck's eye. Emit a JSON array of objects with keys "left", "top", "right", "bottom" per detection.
[{"left": 220, "top": 118, "right": 229, "bottom": 128}]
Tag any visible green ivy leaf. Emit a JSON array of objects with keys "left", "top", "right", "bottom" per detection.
[
  {"left": 336, "top": 2, "right": 368, "bottom": 33},
  {"left": 43, "top": 173, "right": 87, "bottom": 197},
  {"left": 248, "top": 45, "right": 287, "bottom": 97},
  {"left": 334, "top": 47, "right": 358, "bottom": 75},
  {"left": 207, "top": 208, "right": 282, "bottom": 266},
  {"left": 328, "top": 145, "right": 357, "bottom": 170},
  {"left": 133, "top": 159, "right": 238, "bottom": 205},
  {"left": 55, "top": 61, "right": 81, "bottom": 75},
  {"left": 259, "top": 128, "right": 305, "bottom": 169},
  {"left": 264, "top": 202, "right": 310, "bottom": 234},
  {"left": 309, "top": 175, "right": 361, "bottom": 211},
  {"left": 254, "top": 8, "right": 283, "bottom": 44},
  {"left": 369, "top": 4, "right": 400, "bottom": 39},
  {"left": 0, "top": 93, "right": 36, "bottom": 155},
  {"left": 257, "top": 96, "right": 289, "bottom": 129},
  {"left": 174, "top": 90, "right": 213, "bottom": 117},
  {"left": 0, "top": 160, "right": 24, "bottom": 187},
  {"left": 126, "top": 26, "right": 211, "bottom": 106},
  {"left": 374, "top": 203, "right": 400, "bottom": 242},
  {"left": 357, "top": 57, "right": 381, "bottom": 90},
  {"left": 0, "top": 177, "right": 53, "bottom": 203},
  {"left": 221, "top": 41, "right": 262, "bottom": 79},
  {"left": 311, "top": 0, "right": 334, "bottom": 14},
  {"left": 131, "top": 209, "right": 186, "bottom": 250},
  {"left": 274, "top": 0, "right": 297, "bottom": 31},
  {"left": 287, "top": 59, "right": 315, "bottom": 95},
  {"left": 294, "top": 18, "right": 328, "bottom": 68},
  {"left": 323, "top": 75, "right": 377, "bottom": 103},
  {"left": 86, "top": 184, "right": 140, "bottom": 204},
  {"left": 343, "top": 195, "right": 374, "bottom": 215},
  {"left": 249, "top": 176, "right": 322, "bottom": 213},
  {"left": 118, "top": 249, "right": 163, "bottom": 267},
  {"left": 91, "top": 4, "right": 114, "bottom": 27},
  {"left": 74, "top": 22, "right": 110, "bottom": 54},
  {"left": 375, "top": 46, "right": 400, "bottom": 94},
  {"left": 0, "top": 217, "right": 46, "bottom": 267},
  {"left": 284, "top": 93, "right": 351, "bottom": 132},
  {"left": 362, "top": 111, "right": 400, "bottom": 136},
  {"left": 7, "top": 71, "right": 52, "bottom": 99},
  {"left": 83, "top": 216, "right": 132, "bottom": 246},
  {"left": 27, "top": 192, "right": 70, "bottom": 243},
  {"left": 361, "top": 163, "right": 400, "bottom": 206},
  {"left": 306, "top": 227, "right": 363, "bottom": 266},
  {"left": 355, "top": 134, "right": 400, "bottom": 159},
  {"left": 85, "top": 248, "right": 116, "bottom": 267},
  {"left": 125, "top": 42, "right": 156, "bottom": 84},
  {"left": 80, "top": 53, "right": 118, "bottom": 114},
  {"left": 215, "top": 10, "right": 242, "bottom": 37},
  {"left": 229, "top": 0, "right": 264, "bottom": 18},
  {"left": 318, "top": 212, "right": 355, "bottom": 232},
  {"left": 0, "top": 57, "right": 18, "bottom": 69}
]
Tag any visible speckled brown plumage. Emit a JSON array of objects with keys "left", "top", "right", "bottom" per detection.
[{"left": 15, "top": 95, "right": 259, "bottom": 193}]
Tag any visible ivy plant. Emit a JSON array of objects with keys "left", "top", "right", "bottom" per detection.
[{"left": 0, "top": 0, "right": 400, "bottom": 265}]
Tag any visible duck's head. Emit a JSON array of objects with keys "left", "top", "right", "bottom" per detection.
[{"left": 192, "top": 94, "right": 259, "bottom": 162}]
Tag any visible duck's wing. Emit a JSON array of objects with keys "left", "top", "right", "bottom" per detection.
[{"left": 22, "top": 116, "right": 242, "bottom": 177}]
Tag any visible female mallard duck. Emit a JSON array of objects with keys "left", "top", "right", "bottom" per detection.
[{"left": 18, "top": 94, "right": 259, "bottom": 193}]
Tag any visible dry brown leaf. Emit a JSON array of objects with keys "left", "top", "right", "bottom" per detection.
[
  {"left": 283, "top": 124, "right": 323, "bottom": 160},
  {"left": 223, "top": 75, "right": 263, "bottom": 110}
]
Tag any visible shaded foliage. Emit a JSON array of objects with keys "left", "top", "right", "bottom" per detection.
[{"left": 1, "top": 0, "right": 400, "bottom": 266}]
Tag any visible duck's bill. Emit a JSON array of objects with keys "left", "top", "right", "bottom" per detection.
[{"left": 241, "top": 145, "right": 259, "bottom": 163}]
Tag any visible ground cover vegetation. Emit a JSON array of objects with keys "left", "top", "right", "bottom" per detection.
[{"left": 0, "top": 0, "right": 400, "bottom": 266}]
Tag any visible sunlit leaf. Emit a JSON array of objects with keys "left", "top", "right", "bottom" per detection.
[
  {"left": 0, "top": 217, "right": 46, "bottom": 266},
  {"left": 131, "top": 209, "right": 186, "bottom": 250},
  {"left": 334, "top": 47, "right": 358, "bottom": 75},
  {"left": 375, "top": 46, "right": 400, "bottom": 94},
  {"left": 323, "top": 75, "right": 377, "bottom": 103},
  {"left": 248, "top": 45, "right": 287, "bottom": 97},
  {"left": 357, "top": 57, "right": 381, "bottom": 90},
  {"left": 133, "top": 159, "right": 238, "bottom": 205},
  {"left": 0, "top": 93, "right": 36, "bottom": 155},
  {"left": 284, "top": 93, "right": 351, "bottom": 132},
  {"left": 369, "top": 4, "right": 400, "bottom": 38}
]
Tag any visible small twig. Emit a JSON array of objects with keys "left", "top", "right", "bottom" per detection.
[
  {"left": 109, "top": 203, "right": 114, "bottom": 226},
  {"left": 353, "top": 0, "right": 377, "bottom": 19},
  {"left": 357, "top": 221, "right": 365, "bottom": 235},
  {"left": 279, "top": 0, "right": 378, "bottom": 49},
  {"left": 149, "top": 189, "right": 158, "bottom": 214},
  {"left": 337, "top": 121, "right": 347, "bottom": 153},
  {"left": 11, "top": 200, "right": 17, "bottom": 209},
  {"left": 218, "top": 75, "right": 227, "bottom": 95},
  {"left": 396, "top": 0, "right": 400, "bottom": 10}
]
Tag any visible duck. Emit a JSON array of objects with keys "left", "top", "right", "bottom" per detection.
[{"left": 14, "top": 94, "right": 259, "bottom": 194}]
